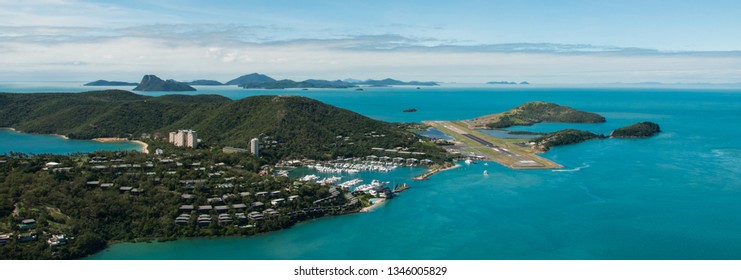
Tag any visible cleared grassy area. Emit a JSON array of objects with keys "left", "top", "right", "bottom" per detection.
[{"left": 425, "top": 121, "right": 562, "bottom": 169}]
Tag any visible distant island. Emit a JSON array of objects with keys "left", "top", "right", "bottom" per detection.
[
  {"left": 357, "top": 78, "right": 438, "bottom": 87},
  {"left": 402, "top": 108, "right": 418, "bottom": 113},
  {"left": 611, "top": 122, "right": 661, "bottom": 138},
  {"left": 85, "top": 73, "right": 440, "bottom": 90},
  {"left": 84, "top": 80, "right": 138, "bottom": 86},
  {"left": 133, "top": 75, "right": 196, "bottom": 91},
  {"left": 225, "top": 73, "right": 275, "bottom": 85},
  {"left": 469, "top": 101, "right": 606, "bottom": 129},
  {"left": 187, "top": 79, "right": 223, "bottom": 86},
  {"left": 241, "top": 79, "right": 357, "bottom": 89},
  {"left": 487, "top": 81, "right": 529, "bottom": 85}
]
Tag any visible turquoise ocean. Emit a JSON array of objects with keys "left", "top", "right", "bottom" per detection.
[{"left": 2, "top": 82, "right": 741, "bottom": 259}]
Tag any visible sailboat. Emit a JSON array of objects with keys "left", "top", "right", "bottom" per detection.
[{"left": 483, "top": 170, "right": 489, "bottom": 176}]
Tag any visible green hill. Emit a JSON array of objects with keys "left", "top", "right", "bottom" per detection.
[
  {"left": 0, "top": 90, "right": 444, "bottom": 160},
  {"left": 470, "top": 101, "right": 606, "bottom": 129}
]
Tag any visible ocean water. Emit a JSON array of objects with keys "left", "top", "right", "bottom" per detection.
[
  {"left": 3, "top": 83, "right": 741, "bottom": 259},
  {"left": 0, "top": 128, "right": 142, "bottom": 155}
]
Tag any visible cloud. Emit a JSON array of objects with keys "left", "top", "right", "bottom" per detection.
[{"left": 1, "top": 22, "right": 740, "bottom": 83}]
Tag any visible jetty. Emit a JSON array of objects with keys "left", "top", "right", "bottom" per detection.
[{"left": 424, "top": 121, "right": 562, "bottom": 170}]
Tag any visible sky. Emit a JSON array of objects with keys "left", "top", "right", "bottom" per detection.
[{"left": 1, "top": 0, "right": 740, "bottom": 83}]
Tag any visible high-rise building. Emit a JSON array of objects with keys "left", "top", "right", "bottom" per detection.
[
  {"left": 168, "top": 129, "right": 198, "bottom": 148},
  {"left": 184, "top": 130, "right": 197, "bottom": 148},
  {"left": 250, "top": 138, "right": 260, "bottom": 157}
]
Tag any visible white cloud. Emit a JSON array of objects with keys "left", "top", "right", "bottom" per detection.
[{"left": 1, "top": 22, "right": 740, "bottom": 83}]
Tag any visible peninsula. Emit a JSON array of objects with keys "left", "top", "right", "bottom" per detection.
[
  {"left": 425, "top": 102, "right": 608, "bottom": 169},
  {"left": 425, "top": 120, "right": 562, "bottom": 169}
]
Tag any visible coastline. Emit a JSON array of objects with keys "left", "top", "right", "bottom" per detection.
[
  {"left": 359, "top": 198, "right": 386, "bottom": 212},
  {"left": 2, "top": 127, "right": 70, "bottom": 140},
  {"left": 52, "top": 134, "right": 70, "bottom": 140},
  {"left": 412, "top": 163, "right": 460, "bottom": 180},
  {"left": 92, "top": 137, "right": 149, "bottom": 154}
]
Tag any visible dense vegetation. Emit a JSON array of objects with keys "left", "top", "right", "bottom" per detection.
[
  {"left": 611, "top": 122, "right": 661, "bottom": 138},
  {"left": 133, "top": 75, "right": 196, "bottom": 91},
  {"left": 0, "top": 150, "right": 358, "bottom": 259},
  {"left": 532, "top": 129, "right": 607, "bottom": 151},
  {"left": 0, "top": 90, "right": 447, "bottom": 162},
  {"left": 471, "top": 101, "right": 606, "bottom": 129}
]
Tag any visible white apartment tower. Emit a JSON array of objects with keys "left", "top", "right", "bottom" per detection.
[
  {"left": 169, "top": 129, "right": 198, "bottom": 148},
  {"left": 250, "top": 138, "right": 260, "bottom": 157}
]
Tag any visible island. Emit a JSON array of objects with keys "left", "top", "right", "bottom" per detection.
[
  {"left": 402, "top": 108, "right": 418, "bottom": 113},
  {"left": 223, "top": 73, "right": 439, "bottom": 89},
  {"left": 356, "top": 78, "right": 438, "bottom": 86},
  {"left": 84, "top": 80, "right": 138, "bottom": 86},
  {"left": 486, "top": 81, "right": 529, "bottom": 85},
  {"left": 225, "top": 73, "right": 276, "bottom": 85},
  {"left": 187, "top": 79, "right": 223, "bottom": 86},
  {"left": 611, "top": 122, "right": 661, "bottom": 138},
  {"left": 0, "top": 89, "right": 450, "bottom": 259},
  {"left": 468, "top": 101, "right": 606, "bottom": 129},
  {"left": 240, "top": 79, "right": 357, "bottom": 89},
  {"left": 133, "top": 75, "right": 196, "bottom": 91}
]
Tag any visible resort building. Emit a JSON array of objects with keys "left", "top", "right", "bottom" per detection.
[
  {"left": 168, "top": 129, "right": 198, "bottom": 148},
  {"left": 250, "top": 138, "right": 260, "bottom": 157}
]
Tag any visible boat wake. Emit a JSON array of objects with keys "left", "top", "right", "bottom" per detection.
[{"left": 552, "top": 164, "right": 591, "bottom": 173}]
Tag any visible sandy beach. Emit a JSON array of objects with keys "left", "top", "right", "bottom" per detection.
[
  {"left": 92, "top": 137, "right": 149, "bottom": 154},
  {"left": 359, "top": 198, "right": 386, "bottom": 212}
]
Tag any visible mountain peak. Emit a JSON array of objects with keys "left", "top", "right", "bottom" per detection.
[
  {"left": 225, "top": 73, "right": 276, "bottom": 85},
  {"left": 133, "top": 75, "right": 196, "bottom": 92}
]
